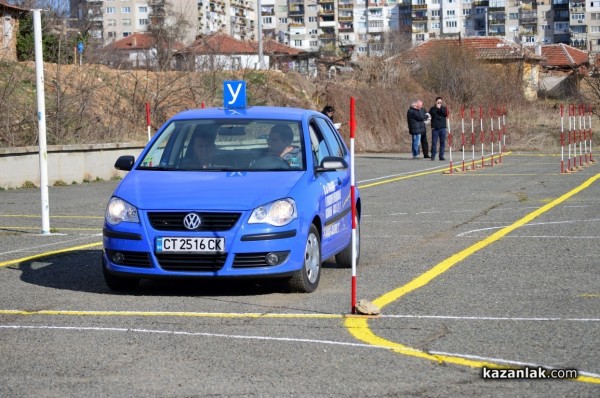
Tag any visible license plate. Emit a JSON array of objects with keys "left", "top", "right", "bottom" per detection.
[{"left": 156, "top": 237, "right": 225, "bottom": 253}]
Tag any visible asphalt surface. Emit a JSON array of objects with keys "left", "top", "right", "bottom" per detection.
[{"left": 1, "top": 151, "right": 599, "bottom": 397}]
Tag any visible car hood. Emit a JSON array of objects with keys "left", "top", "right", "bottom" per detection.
[{"left": 114, "top": 170, "right": 305, "bottom": 211}]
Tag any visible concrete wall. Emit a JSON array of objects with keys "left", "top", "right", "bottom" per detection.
[{"left": 0, "top": 142, "right": 146, "bottom": 189}]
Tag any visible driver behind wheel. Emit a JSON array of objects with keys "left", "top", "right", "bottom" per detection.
[
  {"left": 267, "top": 124, "right": 300, "bottom": 166},
  {"left": 267, "top": 124, "right": 294, "bottom": 158}
]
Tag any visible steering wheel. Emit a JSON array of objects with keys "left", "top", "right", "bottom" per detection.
[{"left": 250, "top": 156, "right": 291, "bottom": 170}]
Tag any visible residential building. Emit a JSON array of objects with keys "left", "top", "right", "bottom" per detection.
[
  {"left": 0, "top": 0, "right": 27, "bottom": 61},
  {"left": 401, "top": 0, "right": 600, "bottom": 53}
]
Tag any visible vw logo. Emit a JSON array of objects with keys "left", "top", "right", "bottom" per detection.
[{"left": 183, "top": 213, "right": 202, "bottom": 230}]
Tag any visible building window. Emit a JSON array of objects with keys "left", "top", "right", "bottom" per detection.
[
  {"left": 264, "top": 16, "right": 272, "bottom": 24},
  {"left": 139, "top": 19, "right": 148, "bottom": 25},
  {"left": 122, "top": 19, "right": 131, "bottom": 26},
  {"left": 525, "top": 36, "right": 536, "bottom": 43},
  {"left": 463, "top": 9, "right": 471, "bottom": 16},
  {"left": 294, "top": 39, "right": 302, "bottom": 46},
  {"left": 415, "top": 34, "right": 425, "bottom": 41},
  {"left": 278, "top": 17, "right": 288, "bottom": 24},
  {"left": 592, "top": 26, "right": 600, "bottom": 32},
  {"left": 123, "top": 32, "right": 131, "bottom": 37},
  {"left": 447, "top": 10, "right": 455, "bottom": 16},
  {"left": 571, "top": 14, "right": 584, "bottom": 20},
  {"left": 310, "top": 41, "right": 318, "bottom": 46},
  {"left": 446, "top": 21, "right": 457, "bottom": 27},
  {"left": 107, "top": 19, "right": 116, "bottom": 26},
  {"left": 139, "top": 6, "right": 147, "bottom": 13},
  {"left": 106, "top": 7, "right": 115, "bottom": 14},
  {"left": 432, "top": 22, "right": 440, "bottom": 29},
  {"left": 107, "top": 31, "right": 116, "bottom": 38},
  {"left": 431, "top": 10, "right": 439, "bottom": 17},
  {"left": 309, "top": 16, "right": 317, "bottom": 23},
  {"left": 121, "top": 7, "right": 131, "bottom": 13}
]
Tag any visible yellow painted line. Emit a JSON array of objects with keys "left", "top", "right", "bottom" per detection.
[
  {"left": 0, "top": 242, "right": 102, "bottom": 268},
  {"left": 358, "top": 152, "right": 513, "bottom": 189},
  {"left": 0, "top": 309, "right": 343, "bottom": 319},
  {"left": 345, "top": 172, "right": 600, "bottom": 384}
]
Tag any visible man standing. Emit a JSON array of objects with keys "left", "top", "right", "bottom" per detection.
[
  {"left": 429, "top": 97, "right": 448, "bottom": 161},
  {"left": 407, "top": 100, "right": 430, "bottom": 159}
]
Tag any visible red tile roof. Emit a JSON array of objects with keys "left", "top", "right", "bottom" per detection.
[
  {"left": 0, "top": 0, "right": 28, "bottom": 12},
  {"left": 182, "top": 33, "right": 256, "bottom": 55},
  {"left": 108, "top": 33, "right": 156, "bottom": 51},
  {"left": 540, "top": 44, "right": 589, "bottom": 68},
  {"left": 408, "top": 37, "right": 542, "bottom": 62},
  {"left": 107, "top": 33, "right": 184, "bottom": 52}
]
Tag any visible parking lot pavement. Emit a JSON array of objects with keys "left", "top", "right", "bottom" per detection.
[{"left": 1, "top": 152, "right": 599, "bottom": 396}]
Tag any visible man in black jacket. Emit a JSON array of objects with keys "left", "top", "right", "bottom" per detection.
[
  {"left": 428, "top": 97, "right": 448, "bottom": 161},
  {"left": 406, "top": 100, "right": 430, "bottom": 159}
]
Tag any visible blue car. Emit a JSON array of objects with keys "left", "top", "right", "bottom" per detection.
[{"left": 102, "top": 106, "right": 361, "bottom": 293}]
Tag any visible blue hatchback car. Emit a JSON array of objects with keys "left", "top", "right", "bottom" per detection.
[{"left": 103, "top": 106, "right": 361, "bottom": 293}]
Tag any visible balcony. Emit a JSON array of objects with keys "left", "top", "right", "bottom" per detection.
[
  {"left": 339, "top": 15, "right": 353, "bottom": 21},
  {"left": 472, "top": 0, "right": 489, "bottom": 5},
  {"left": 339, "top": 24, "right": 354, "bottom": 32},
  {"left": 412, "top": 26, "right": 427, "bottom": 33},
  {"left": 339, "top": 3, "right": 354, "bottom": 9},
  {"left": 318, "top": 8, "right": 335, "bottom": 15},
  {"left": 412, "top": 4, "right": 427, "bottom": 10}
]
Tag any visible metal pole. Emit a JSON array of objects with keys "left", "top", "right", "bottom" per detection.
[
  {"left": 33, "top": 9, "right": 50, "bottom": 235},
  {"left": 257, "top": 0, "right": 265, "bottom": 69}
]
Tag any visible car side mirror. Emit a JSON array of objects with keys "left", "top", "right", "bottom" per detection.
[
  {"left": 114, "top": 155, "right": 135, "bottom": 171},
  {"left": 316, "top": 156, "right": 348, "bottom": 172}
]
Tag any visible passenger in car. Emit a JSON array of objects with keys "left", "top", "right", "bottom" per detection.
[{"left": 181, "top": 127, "right": 217, "bottom": 169}]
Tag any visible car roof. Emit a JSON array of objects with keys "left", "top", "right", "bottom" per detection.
[{"left": 171, "top": 106, "right": 322, "bottom": 122}]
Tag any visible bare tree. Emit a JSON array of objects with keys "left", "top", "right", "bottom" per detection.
[{"left": 147, "top": 0, "right": 192, "bottom": 71}]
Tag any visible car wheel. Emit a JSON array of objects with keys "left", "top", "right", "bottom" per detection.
[
  {"left": 102, "top": 257, "right": 140, "bottom": 291},
  {"left": 335, "top": 214, "right": 360, "bottom": 268},
  {"left": 288, "top": 224, "right": 321, "bottom": 293}
]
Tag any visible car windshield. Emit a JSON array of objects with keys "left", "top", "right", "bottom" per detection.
[{"left": 138, "top": 119, "right": 305, "bottom": 171}]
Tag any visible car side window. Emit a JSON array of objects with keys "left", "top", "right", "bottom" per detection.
[
  {"left": 315, "top": 117, "right": 345, "bottom": 157},
  {"left": 309, "top": 120, "right": 331, "bottom": 166}
]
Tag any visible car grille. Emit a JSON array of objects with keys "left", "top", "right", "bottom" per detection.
[
  {"left": 155, "top": 253, "right": 227, "bottom": 272},
  {"left": 105, "top": 250, "right": 152, "bottom": 268},
  {"left": 147, "top": 212, "right": 241, "bottom": 231}
]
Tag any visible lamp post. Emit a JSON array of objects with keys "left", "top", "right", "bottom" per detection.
[{"left": 257, "top": 0, "right": 265, "bottom": 69}]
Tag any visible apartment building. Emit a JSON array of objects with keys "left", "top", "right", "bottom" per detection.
[
  {"left": 401, "top": 0, "right": 600, "bottom": 53},
  {"left": 70, "top": 0, "right": 401, "bottom": 59}
]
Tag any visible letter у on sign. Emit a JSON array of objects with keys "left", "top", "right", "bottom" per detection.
[{"left": 223, "top": 81, "right": 247, "bottom": 109}]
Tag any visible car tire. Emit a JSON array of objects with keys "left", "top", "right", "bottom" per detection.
[
  {"left": 288, "top": 224, "right": 321, "bottom": 293},
  {"left": 335, "top": 214, "right": 360, "bottom": 268},
  {"left": 102, "top": 257, "right": 140, "bottom": 291}
]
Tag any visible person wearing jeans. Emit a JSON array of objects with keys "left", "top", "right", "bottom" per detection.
[
  {"left": 429, "top": 96, "right": 448, "bottom": 161},
  {"left": 406, "top": 99, "right": 429, "bottom": 159}
]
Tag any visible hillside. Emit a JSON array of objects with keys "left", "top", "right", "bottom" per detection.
[{"left": 0, "top": 61, "right": 568, "bottom": 153}]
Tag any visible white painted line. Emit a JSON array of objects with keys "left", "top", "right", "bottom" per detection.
[
  {"left": 0, "top": 235, "right": 101, "bottom": 257},
  {"left": 2, "top": 324, "right": 598, "bottom": 378},
  {"left": 383, "top": 315, "right": 600, "bottom": 322},
  {"left": 358, "top": 165, "right": 445, "bottom": 184},
  {"left": 457, "top": 218, "right": 600, "bottom": 237},
  {"left": 428, "top": 350, "right": 600, "bottom": 379}
]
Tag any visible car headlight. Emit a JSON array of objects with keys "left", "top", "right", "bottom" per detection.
[
  {"left": 248, "top": 198, "right": 297, "bottom": 227},
  {"left": 105, "top": 197, "right": 139, "bottom": 225}
]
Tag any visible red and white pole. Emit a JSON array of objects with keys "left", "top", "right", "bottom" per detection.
[
  {"left": 490, "top": 107, "right": 495, "bottom": 167},
  {"left": 579, "top": 104, "right": 584, "bottom": 167},
  {"left": 583, "top": 104, "right": 588, "bottom": 165},
  {"left": 480, "top": 106, "right": 485, "bottom": 168},
  {"left": 448, "top": 106, "right": 453, "bottom": 174},
  {"left": 461, "top": 106, "right": 465, "bottom": 172},
  {"left": 589, "top": 105, "right": 594, "bottom": 162},
  {"left": 201, "top": 101, "right": 205, "bottom": 109},
  {"left": 497, "top": 107, "right": 502, "bottom": 164},
  {"left": 560, "top": 104, "right": 565, "bottom": 174},
  {"left": 568, "top": 104, "right": 573, "bottom": 171},
  {"left": 470, "top": 107, "right": 475, "bottom": 170},
  {"left": 350, "top": 96, "right": 357, "bottom": 314},
  {"left": 145, "top": 102, "right": 151, "bottom": 142}
]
